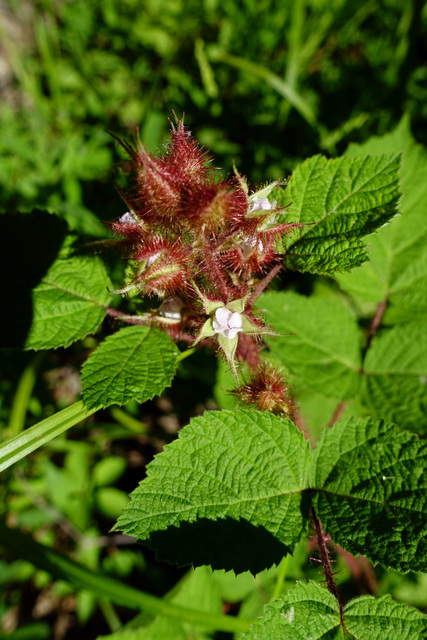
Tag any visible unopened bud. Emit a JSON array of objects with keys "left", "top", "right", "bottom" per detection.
[{"left": 232, "top": 363, "right": 293, "bottom": 415}]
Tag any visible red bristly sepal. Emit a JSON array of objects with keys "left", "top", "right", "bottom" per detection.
[{"left": 232, "top": 363, "right": 293, "bottom": 415}]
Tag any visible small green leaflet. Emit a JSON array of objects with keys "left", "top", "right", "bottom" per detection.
[
  {"left": 361, "top": 322, "right": 427, "bottom": 432},
  {"left": 241, "top": 581, "right": 427, "bottom": 639},
  {"left": 310, "top": 416, "right": 427, "bottom": 574},
  {"left": 274, "top": 152, "right": 401, "bottom": 275},
  {"left": 81, "top": 326, "right": 180, "bottom": 410},
  {"left": 262, "top": 291, "right": 362, "bottom": 399},
  {"left": 241, "top": 581, "right": 342, "bottom": 639},
  {"left": 114, "top": 409, "right": 312, "bottom": 574},
  {"left": 338, "top": 116, "right": 427, "bottom": 321},
  {"left": 25, "top": 254, "right": 112, "bottom": 350},
  {"left": 344, "top": 594, "right": 427, "bottom": 639},
  {"left": 114, "top": 410, "right": 427, "bottom": 576}
]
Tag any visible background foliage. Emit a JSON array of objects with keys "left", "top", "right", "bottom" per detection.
[{"left": 1, "top": 0, "right": 427, "bottom": 638}]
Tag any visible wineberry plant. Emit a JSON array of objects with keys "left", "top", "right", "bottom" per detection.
[{"left": 1, "top": 114, "right": 427, "bottom": 639}]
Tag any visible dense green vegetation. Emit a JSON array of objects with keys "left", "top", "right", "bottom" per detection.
[{"left": 1, "top": 1, "right": 427, "bottom": 638}]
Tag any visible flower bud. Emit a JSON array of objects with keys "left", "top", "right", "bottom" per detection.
[
  {"left": 233, "top": 363, "right": 293, "bottom": 415},
  {"left": 138, "top": 246, "right": 190, "bottom": 297},
  {"left": 183, "top": 184, "right": 247, "bottom": 234}
]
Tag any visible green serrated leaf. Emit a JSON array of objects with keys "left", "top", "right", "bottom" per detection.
[
  {"left": 362, "top": 322, "right": 427, "bottom": 432},
  {"left": 25, "top": 255, "right": 112, "bottom": 350},
  {"left": 81, "top": 326, "right": 180, "bottom": 410},
  {"left": 275, "top": 153, "right": 401, "bottom": 275},
  {"left": 239, "top": 574, "right": 427, "bottom": 639},
  {"left": 338, "top": 116, "right": 427, "bottom": 320},
  {"left": 241, "top": 581, "right": 342, "bottom": 639},
  {"left": 114, "top": 409, "right": 312, "bottom": 574},
  {"left": 262, "top": 291, "right": 362, "bottom": 399},
  {"left": 344, "top": 593, "right": 427, "bottom": 639},
  {"left": 310, "top": 416, "right": 427, "bottom": 574}
]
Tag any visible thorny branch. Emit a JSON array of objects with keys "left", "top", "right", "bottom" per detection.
[{"left": 311, "top": 506, "right": 345, "bottom": 631}]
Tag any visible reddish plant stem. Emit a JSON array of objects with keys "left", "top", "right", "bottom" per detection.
[
  {"left": 248, "top": 263, "right": 283, "bottom": 306},
  {"left": 366, "top": 297, "right": 388, "bottom": 350},
  {"left": 290, "top": 405, "right": 313, "bottom": 444},
  {"left": 327, "top": 296, "right": 388, "bottom": 429},
  {"left": 105, "top": 308, "right": 195, "bottom": 342},
  {"left": 327, "top": 401, "right": 347, "bottom": 429},
  {"left": 311, "top": 506, "right": 344, "bottom": 628},
  {"left": 106, "top": 308, "right": 147, "bottom": 323}
]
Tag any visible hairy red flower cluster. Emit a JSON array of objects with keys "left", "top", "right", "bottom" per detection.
[
  {"left": 232, "top": 363, "right": 293, "bottom": 415},
  {"left": 111, "top": 116, "right": 298, "bottom": 370}
]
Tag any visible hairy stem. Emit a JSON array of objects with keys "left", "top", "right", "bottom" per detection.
[
  {"left": 366, "top": 297, "right": 388, "bottom": 349},
  {"left": 327, "top": 401, "right": 347, "bottom": 429},
  {"left": 248, "top": 263, "right": 283, "bottom": 306},
  {"left": 328, "top": 296, "right": 388, "bottom": 429},
  {"left": 106, "top": 308, "right": 149, "bottom": 324},
  {"left": 106, "top": 308, "right": 195, "bottom": 342},
  {"left": 311, "top": 506, "right": 344, "bottom": 628}
]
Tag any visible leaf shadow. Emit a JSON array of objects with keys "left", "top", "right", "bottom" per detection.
[
  {"left": 0, "top": 211, "right": 68, "bottom": 348},
  {"left": 147, "top": 517, "right": 291, "bottom": 575}
]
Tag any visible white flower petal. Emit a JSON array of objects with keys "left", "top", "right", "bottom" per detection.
[
  {"left": 215, "top": 307, "right": 232, "bottom": 325},
  {"left": 229, "top": 312, "right": 243, "bottom": 330},
  {"left": 120, "top": 211, "right": 137, "bottom": 224},
  {"left": 158, "top": 297, "right": 184, "bottom": 320},
  {"left": 248, "top": 197, "right": 274, "bottom": 212},
  {"left": 226, "top": 328, "right": 239, "bottom": 339},
  {"left": 212, "top": 307, "right": 243, "bottom": 339}
]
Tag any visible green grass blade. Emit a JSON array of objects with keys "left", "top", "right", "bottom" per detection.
[
  {"left": 8, "top": 354, "right": 43, "bottom": 438},
  {"left": 209, "top": 50, "right": 316, "bottom": 126},
  {"left": 0, "top": 524, "right": 250, "bottom": 634},
  {"left": 284, "top": 0, "right": 305, "bottom": 89},
  {"left": 0, "top": 401, "right": 98, "bottom": 472}
]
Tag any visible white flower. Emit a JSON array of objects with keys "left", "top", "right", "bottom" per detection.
[
  {"left": 120, "top": 211, "right": 137, "bottom": 224},
  {"left": 158, "top": 297, "right": 185, "bottom": 321},
  {"left": 212, "top": 307, "right": 243, "bottom": 339},
  {"left": 240, "top": 235, "right": 264, "bottom": 259},
  {"left": 248, "top": 196, "right": 276, "bottom": 213}
]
